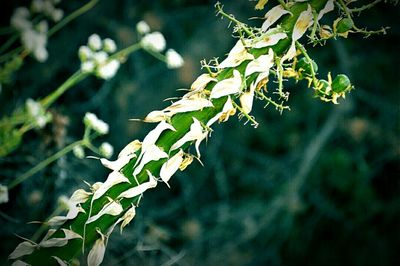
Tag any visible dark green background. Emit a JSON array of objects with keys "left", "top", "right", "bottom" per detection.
[{"left": 1, "top": 0, "right": 399, "bottom": 265}]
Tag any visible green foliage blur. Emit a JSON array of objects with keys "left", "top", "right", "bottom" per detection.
[{"left": 0, "top": 0, "right": 399, "bottom": 265}]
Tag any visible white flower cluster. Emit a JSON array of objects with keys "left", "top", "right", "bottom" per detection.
[
  {"left": 136, "top": 21, "right": 184, "bottom": 69},
  {"left": 79, "top": 34, "right": 120, "bottom": 80},
  {"left": 83, "top": 112, "right": 109, "bottom": 135},
  {"left": 10, "top": 1, "right": 63, "bottom": 62},
  {"left": 25, "top": 98, "right": 52, "bottom": 128}
]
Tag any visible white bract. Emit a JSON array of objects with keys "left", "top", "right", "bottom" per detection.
[
  {"left": 318, "top": 0, "right": 335, "bottom": 21},
  {"left": 136, "top": 20, "right": 151, "bottom": 35},
  {"left": 141, "top": 32, "right": 166, "bottom": 52},
  {"left": 166, "top": 49, "right": 184, "bottom": 69},
  {"left": 39, "top": 229, "right": 82, "bottom": 248},
  {"left": 9, "top": 241, "right": 37, "bottom": 260},
  {"left": 240, "top": 82, "right": 256, "bottom": 114}
]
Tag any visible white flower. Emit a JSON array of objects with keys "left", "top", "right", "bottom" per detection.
[
  {"left": 9, "top": 241, "right": 37, "bottom": 260},
  {"left": 239, "top": 82, "right": 256, "bottom": 114},
  {"left": 262, "top": 5, "right": 292, "bottom": 32},
  {"left": 21, "top": 29, "right": 48, "bottom": 62},
  {"left": 118, "top": 170, "right": 158, "bottom": 199},
  {"left": 84, "top": 112, "right": 109, "bottom": 135},
  {"left": 73, "top": 145, "right": 85, "bottom": 159},
  {"left": 51, "top": 8, "right": 64, "bottom": 22},
  {"left": 93, "top": 51, "right": 108, "bottom": 65},
  {"left": 218, "top": 40, "right": 254, "bottom": 69},
  {"left": 92, "top": 171, "right": 130, "bottom": 201},
  {"left": 103, "top": 38, "right": 117, "bottom": 53},
  {"left": 88, "top": 34, "right": 102, "bottom": 51},
  {"left": 207, "top": 96, "right": 236, "bottom": 127},
  {"left": 251, "top": 30, "right": 287, "bottom": 49},
  {"left": 170, "top": 117, "right": 208, "bottom": 158},
  {"left": 141, "top": 32, "right": 166, "bottom": 52},
  {"left": 81, "top": 61, "right": 95, "bottom": 73},
  {"left": 97, "top": 59, "right": 120, "bottom": 80},
  {"left": 87, "top": 230, "right": 106, "bottom": 266},
  {"left": 160, "top": 149, "right": 184, "bottom": 187},
  {"left": 79, "top": 45, "right": 92, "bottom": 61},
  {"left": 99, "top": 142, "right": 114, "bottom": 158},
  {"left": 166, "top": 49, "right": 184, "bottom": 69},
  {"left": 39, "top": 229, "right": 82, "bottom": 248},
  {"left": 10, "top": 7, "right": 31, "bottom": 31},
  {"left": 0, "top": 184, "right": 9, "bottom": 204},
  {"left": 136, "top": 20, "right": 150, "bottom": 35},
  {"left": 26, "top": 98, "right": 51, "bottom": 128},
  {"left": 245, "top": 48, "right": 274, "bottom": 77},
  {"left": 210, "top": 69, "right": 242, "bottom": 99}
]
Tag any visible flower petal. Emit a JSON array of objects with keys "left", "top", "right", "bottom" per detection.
[
  {"left": 133, "top": 145, "right": 168, "bottom": 176},
  {"left": 218, "top": 40, "right": 254, "bottom": 69},
  {"left": 317, "top": 0, "right": 334, "bottom": 21},
  {"left": 245, "top": 48, "right": 274, "bottom": 76},
  {"left": 207, "top": 96, "right": 236, "bottom": 127},
  {"left": 87, "top": 199, "right": 123, "bottom": 224},
  {"left": 240, "top": 82, "right": 256, "bottom": 114},
  {"left": 93, "top": 171, "right": 130, "bottom": 201},
  {"left": 262, "top": 5, "right": 292, "bottom": 31},
  {"left": 160, "top": 150, "right": 184, "bottom": 187},
  {"left": 118, "top": 170, "right": 158, "bottom": 199},
  {"left": 210, "top": 70, "right": 242, "bottom": 99}
]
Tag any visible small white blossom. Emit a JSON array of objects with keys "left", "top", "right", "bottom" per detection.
[
  {"left": 26, "top": 98, "right": 51, "bottom": 128},
  {"left": 141, "top": 32, "right": 166, "bottom": 52},
  {"left": 36, "top": 20, "right": 48, "bottom": 34},
  {"left": 97, "top": 59, "right": 120, "bottom": 80},
  {"left": 136, "top": 20, "right": 150, "bottom": 35},
  {"left": 88, "top": 34, "right": 102, "bottom": 51},
  {"left": 103, "top": 38, "right": 117, "bottom": 53},
  {"left": 99, "top": 142, "right": 114, "bottom": 158},
  {"left": 84, "top": 112, "right": 109, "bottom": 135},
  {"left": 73, "top": 145, "right": 85, "bottom": 159},
  {"left": 21, "top": 29, "right": 48, "bottom": 62},
  {"left": 81, "top": 61, "right": 95, "bottom": 73},
  {"left": 51, "top": 8, "right": 64, "bottom": 22},
  {"left": 78, "top": 45, "right": 92, "bottom": 61},
  {"left": 10, "top": 7, "right": 31, "bottom": 31},
  {"left": 93, "top": 51, "right": 108, "bottom": 65},
  {"left": 166, "top": 49, "right": 184, "bottom": 69},
  {"left": 0, "top": 184, "right": 9, "bottom": 204}
]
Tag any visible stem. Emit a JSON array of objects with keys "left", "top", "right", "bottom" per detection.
[
  {"left": 40, "top": 70, "right": 89, "bottom": 108},
  {"left": 8, "top": 140, "right": 85, "bottom": 189},
  {"left": 216, "top": 3, "right": 253, "bottom": 37},
  {"left": 48, "top": 0, "right": 100, "bottom": 37},
  {"left": 109, "top": 42, "right": 142, "bottom": 61},
  {"left": 348, "top": 0, "right": 382, "bottom": 13},
  {"left": 0, "top": 34, "right": 19, "bottom": 55},
  {"left": 277, "top": 0, "right": 289, "bottom": 10},
  {"left": 295, "top": 41, "right": 318, "bottom": 89}
]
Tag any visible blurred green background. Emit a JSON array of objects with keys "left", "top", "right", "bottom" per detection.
[{"left": 0, "top": 0, "right": 399, "bottom": 265}]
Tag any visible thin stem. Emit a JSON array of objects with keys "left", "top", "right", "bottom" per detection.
[
  {"left": 308, "top": 10, "right": 319, "bottom": 43},
  {"left": 231, "top": 100, "right": 259, "bottom": 128},
  {"left": 0, "top": 27, "right": 14, "bottom": 35},
  {"left": 348, "top": 0, "right": 382, "bottom": 13},
  {"left": 277, "top": 0, "right": 289, "bottom": 10},
  {"left": 40, "top": 70, "right": 89, "bottom": 108},
  {"left": 216, "top": 3, "right": 253, "bottom": 37},
  {"left": 48, "top": 0, "right": 100, "bottom": 37},
  {"left": 8, "top": 140, "right": 85, "bottom": 189},
  {"left": 109, "top": 42, "right": 142, "bottom": 61},
  {"left": 0, "top": 34, "right": 19, "bottom": 55},
  {"left": 295, "top": 41, "right": 318, "bottom": 89},
  {"left": 255, "top": 90, "right": 290, "bottom": 113}
]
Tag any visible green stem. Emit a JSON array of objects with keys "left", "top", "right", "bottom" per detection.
[
  {"left": 295, "top": 41, "right": 318, "bottom": 89},
  {"left": 48, "top": 0, "right": 100, "bottom": 37},
  {"left": 109, "top": 42, "right": 142, "bottom": 61},
  {"left": 348, "top": 0, "right": 382, "bottom": 13},
  {"left": 40, "top": 70, "right": 89, "bottom": 108},
  {"left": 8, "top": 140, "right": 85, "bottom": 189}
]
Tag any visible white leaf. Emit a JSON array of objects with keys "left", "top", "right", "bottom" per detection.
[
  {"left": 9, "top": 241, "right": 37, "bottom": 260},
  {"left": 118, "top": 170, "right": 158, "bottom": 199},
  {"left": 210, "top": 70, "right": 242, "bottom": 99},
  {"left": 160, "top": 150, "right": 184, "bottom": 187},
  {"left": 245, "top": 49, "right": 274, "bottom": 77},
  {"left": 218, "top": 40, "right": 254, "bottom": 69},
  {"left": 87, "top": 199, "right": 123, "bottom": 224},
  {"left": 262, "top": 5, "right": 292, "bottom": 31},
  {"left": 93, "top": 171, "right": 130, "bottom": 201}
]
